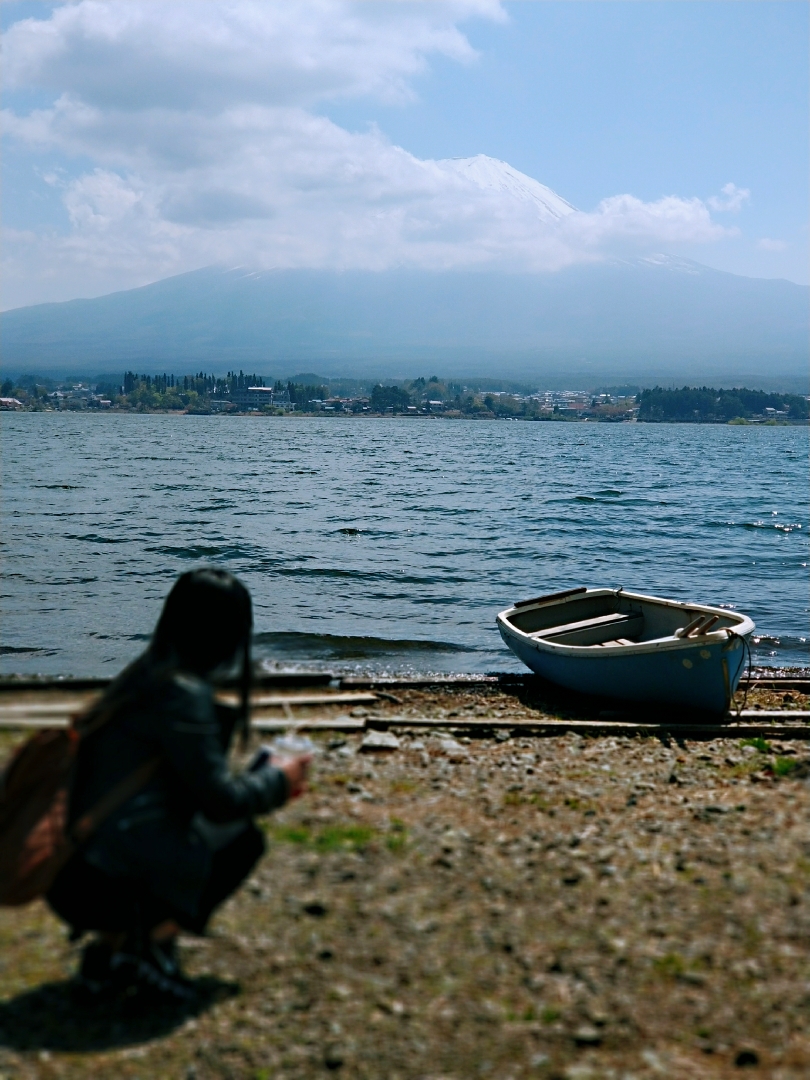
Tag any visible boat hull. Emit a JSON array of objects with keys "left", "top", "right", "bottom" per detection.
[{"left": 497, "top": 589, "right": 753, "bottom": 715}]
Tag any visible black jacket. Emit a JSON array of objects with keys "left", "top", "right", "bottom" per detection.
[{"left": 72, "top": 668, "right": 287, "bottom": 917}]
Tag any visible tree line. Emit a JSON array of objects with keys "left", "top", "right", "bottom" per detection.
[{"left": 637, "top": 387, "right": 808, "bottom": 423}]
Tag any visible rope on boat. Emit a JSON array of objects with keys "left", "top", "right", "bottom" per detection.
[{"left": 729, "top": 629, "right": 753, "bottom": 717}]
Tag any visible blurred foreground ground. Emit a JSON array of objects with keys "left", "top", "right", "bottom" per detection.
[{"left": 1, "top": 681, "right": 810, "bottom": 1080}]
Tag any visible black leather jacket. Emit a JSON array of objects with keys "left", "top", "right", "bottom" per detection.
[{"left": 71, "top": 667, "right": 287, "bottom": 917}]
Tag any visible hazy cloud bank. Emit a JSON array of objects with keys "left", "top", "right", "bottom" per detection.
[{"left": 2, "top": 0, "right": 748, "bottom": 307}]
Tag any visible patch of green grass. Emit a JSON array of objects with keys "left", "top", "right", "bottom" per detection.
[
  {"left": 266, "top": 820, "right": 412, "bottom": 855},
  {"left": 653, "top": 952, "right": 710, "bottom": 980},
  {"left": 652, "top": 953, "right": 686, "bottom": 978},
  {"left": 315, "top": 824, "right": 376, "bottom": 852},
  {"left": 385, "top": 819, "right": 408, "bottom": 853},
  {"left": 266, "top": 822, "right": 376, "bottom": 852},
  {"left": 741, "top": 737, "right": 771, "bottom": 753},
  {"left": 267, "top": 819, "right": 409, "bottom": 854},
  {"left": 503, "top": 791, "right": 550, "bottom": 810},
  {"left": 269, "top": 824, "right": 311, "bottom": 845},
  {"left": 773, "top": 757, "right": 798, "bottom": 777},
  {"left": 540, "top": 1006, "right": 561, "bottom": 1024},
  {"left": 390, "top": 778, "right": 419, "bottom": 794},
  {"left": 505, "top": 1005, "right": 537, "bottom": 1023},
  {"left": 728, "top": 758, "right": 764, "bottom": 779}
]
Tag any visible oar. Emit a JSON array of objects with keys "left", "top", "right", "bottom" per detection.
[{"left": 675, "top": 614, "right": 705, "bottom": 638}]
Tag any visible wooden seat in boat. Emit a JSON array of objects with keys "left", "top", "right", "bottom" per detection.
[{"left": 531, "top": 611, "right": 643, "bottom": 647}]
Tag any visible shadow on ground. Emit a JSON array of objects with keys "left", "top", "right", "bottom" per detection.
[
  {"left": 501, "top": 674, "right": 736, "bottom": 729},
  {"left": 0, "top": 976, "right": 238, "bottom": 1052}
]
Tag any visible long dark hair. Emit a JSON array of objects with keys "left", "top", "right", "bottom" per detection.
[
  {"left": 154, "top": 569, "right": 253, "bottom": 734},
  {"left": 81, "top": 569, "right": 253, "bottom": 740}
]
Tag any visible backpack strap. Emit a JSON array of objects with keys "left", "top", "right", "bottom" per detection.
[
  {"left": 67, "top": 665, "right": 183, "bottom": 847},
  {"left": 66, "top": 668, "right": 173, "bottom": 844},
  {"left": 70, "top": 756, "right": 161, "bottom": 846}
]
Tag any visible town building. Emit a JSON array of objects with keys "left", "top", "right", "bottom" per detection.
[{"left": 230, "top": 386, "right": 275, "bottom": 409}]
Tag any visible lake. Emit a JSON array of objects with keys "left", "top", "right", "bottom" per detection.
[{"left": 1, "top": 413, "right": 807, "bottom": 676}]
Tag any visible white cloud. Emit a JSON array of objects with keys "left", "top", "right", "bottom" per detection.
[
  {"left": 757, "top": 237, "right": 788, "bottom": 252},
  {"left": 2, "top": 0, "right": 492, "bottom": 109},
  {"left": 707, "top": 182, "right": 750, "bottom": 213},
  {"left": 1, "top": 0, "right": 748, "bottom": 306},
  {"left": 568, "top": 193, "right": 730, "bottom": 249}
]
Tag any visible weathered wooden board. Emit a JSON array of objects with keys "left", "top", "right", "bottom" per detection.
[
  {"left": 229, "top": 692, "right": 377, "bottom": 708},
  {"left": 0, "top": 690, "right": 377, "bottom": 724},
  {"left": 252, "top": 717, "right": 366, "bottom": 733}
]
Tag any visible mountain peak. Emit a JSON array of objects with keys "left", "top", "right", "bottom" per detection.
[{"left": 435, "top": 154, "right": 577, "bottom": 223}]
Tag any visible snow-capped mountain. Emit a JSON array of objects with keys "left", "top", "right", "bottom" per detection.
[{"left": 437, "top": 155, "right": 577, "bottom": 222}]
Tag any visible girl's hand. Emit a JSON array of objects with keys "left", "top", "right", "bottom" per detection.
[{"left": 279, "top": 754, "right": 311, "bottom": 799}]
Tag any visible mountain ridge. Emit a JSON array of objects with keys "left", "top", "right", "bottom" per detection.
[{"left": 2, "top": 258, "right": 807, "bottom": 390}]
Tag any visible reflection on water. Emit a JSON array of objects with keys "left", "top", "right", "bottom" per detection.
[{"left": 1, "top": 414, "right": 807, "bottom": 675}]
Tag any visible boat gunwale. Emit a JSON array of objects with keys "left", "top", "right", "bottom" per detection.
[{"left": 496, "top": 588, "right": 755, "bottom": 659}]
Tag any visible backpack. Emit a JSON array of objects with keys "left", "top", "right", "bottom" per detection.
[{"left": 0, "top": 704, "right": 159, "bottom": 907}]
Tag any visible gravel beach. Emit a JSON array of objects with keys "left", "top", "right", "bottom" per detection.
[{"left": 1, "top": 679, "right": 809, "bottom": 1079}]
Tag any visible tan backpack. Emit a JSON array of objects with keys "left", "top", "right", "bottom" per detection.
[{"left": 0, "top": 706, "right": 158, "bottom": 906}]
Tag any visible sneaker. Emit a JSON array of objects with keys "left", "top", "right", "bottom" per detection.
[
  {"left": 111, "top": 934, "right": 197, "bottom": 1003},
  {"left": 76, "top": 938, "right": 125, "bottom": 997}
]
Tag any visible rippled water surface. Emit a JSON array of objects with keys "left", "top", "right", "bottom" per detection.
[{"left": 1, "top": 414, "right": 807, "bottom": 675}]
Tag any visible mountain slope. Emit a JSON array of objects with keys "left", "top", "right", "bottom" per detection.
[
  {"left": 437, "top": 155, "right": 577, "bottom": 222},
  {"left": 2, "top": 258, "right": 807, "bottom": 388}
]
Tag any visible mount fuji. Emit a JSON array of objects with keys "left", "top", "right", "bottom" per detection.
[
  {"left": 2, "top": 174, "right": 807, "bottom": 389},
  {"left": 437, "top": 154, "right": 577, "bottom": 222}
]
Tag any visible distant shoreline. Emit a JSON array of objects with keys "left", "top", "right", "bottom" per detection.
[
  {"left": 3, "top": 379, "right": 807, "bottom": 423},
  {"left": 2, "top": 407, "right": 807, "bottom": 425}
]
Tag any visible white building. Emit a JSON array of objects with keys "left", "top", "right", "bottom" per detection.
[{"left": 230, "top": 386, "right": 275, "bottom": 409}]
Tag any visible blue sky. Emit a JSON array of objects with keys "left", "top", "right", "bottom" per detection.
[
  {"left": 2, "top": 1, "right": 807, "bottom": 308},
  {"left": 326, "top": 2, "right": 808, "bottom": 273}
]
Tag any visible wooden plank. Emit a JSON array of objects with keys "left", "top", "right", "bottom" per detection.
[
  {"left": 405, "top": 722, "right": 810, "bottom": 740},
  {"left": 532, "top": 611, "right": 642, "bottom": 643},
  {"left": 227, "top": 692, "right": 377, "bottom": 708},
  {"left": 0, "top": 691, "right": 376, "bottom": 721},
  {"left": 738, "top": 710, "right": 810, "bottom": 720},
  {"left": 0, "top": 701, "right": 92, "bottom": 717},
  {"left": 252, "top": 717, "right": 366, "bottom": 733},
  {"left": 1, "top": 712, "right": 808, "bottom": 740},
  {"left": 0, "top": 715, "right": 367, "bottom": 733},
  {"left": 368, "top": 714, "right": 810, "bottom": 740},
  {"left": 742, "top": 679, "right": 810, "bottom": 693}
]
